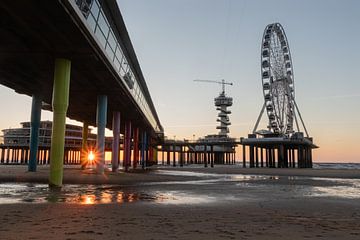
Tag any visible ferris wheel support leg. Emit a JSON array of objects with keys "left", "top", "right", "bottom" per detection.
[
  {"left": 294, "top": 100, "right": 309, "bottom": 137},
  {"left": 253, "top": 103, "right": 266, "bottom": 133}
]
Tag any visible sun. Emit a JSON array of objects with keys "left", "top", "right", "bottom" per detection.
[{"left": 88, "top": 150, "right": 95, "bottom": 163}]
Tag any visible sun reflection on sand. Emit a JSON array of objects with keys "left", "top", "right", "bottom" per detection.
[
  {"left": 1, "top": 174, "right": 360, "bottom": 205},
  {"left": 80, "top": 195, "right": 96, "bottom": 205}
]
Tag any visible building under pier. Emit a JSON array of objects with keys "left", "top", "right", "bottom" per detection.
[{"left": 0, "top": 121, "right": 111, "bottom": 165}]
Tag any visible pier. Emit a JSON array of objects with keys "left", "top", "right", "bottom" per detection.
[
  {"left": 241, "top": 134, "right": 317, "bottom": 168},
  {"left": 0, "top": 0, "right": 163, "bottom": 186},
  {"left": 159, "top": 139, "right": 237, "bottom": 167}
]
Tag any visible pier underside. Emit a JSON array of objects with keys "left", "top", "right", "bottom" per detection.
[{"left": 241, "top": 136, "right": 318, "bottom": 168}]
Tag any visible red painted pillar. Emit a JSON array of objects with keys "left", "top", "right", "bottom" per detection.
[
  {"left": 124, "top": 121, "right": 132, "bottom": 172},
  {"left": 133, "top": 127, "right": 139, "bottom": 169}
]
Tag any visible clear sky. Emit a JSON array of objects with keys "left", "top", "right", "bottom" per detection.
[{"left": 0, "top": 0, "right": 359, "bottom": 163}]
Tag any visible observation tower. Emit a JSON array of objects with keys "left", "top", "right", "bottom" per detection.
[{"left": 215, "top": 81, "right": 233, "bottom": 137}]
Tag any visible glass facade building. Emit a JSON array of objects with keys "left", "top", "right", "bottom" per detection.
[{"left": 74, "top": 0, "right": 161, "bottom": 132}]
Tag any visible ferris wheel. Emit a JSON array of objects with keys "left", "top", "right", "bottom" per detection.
[
  {"left": 254, "top": 23, "right": 309, "bottom": 137},
  {"left": 261, "top": 23, "right": 295, "bottom": 135}
]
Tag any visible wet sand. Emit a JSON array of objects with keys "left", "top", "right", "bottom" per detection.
[
  {"left": 0, "top": 199, "right": 359, "bottom": 240},
  {"left": 0, "top": 165, "right": 360, "bottom": 239},
  {"left": 0, "top": 165, "right": 359, "bottom": 185}
]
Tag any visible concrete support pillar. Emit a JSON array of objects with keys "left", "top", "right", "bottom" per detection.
[
  {"left": 242, "top": 145, "right": 246, "bottom": 168},
  {"left": 203, "top": 145, "right": 207, "bottom": 167},
  {"left": 9, "top": 149, "right": 13, "bottom": 163},
  {"left": 172, "top": 145, "right": 176, "bottom": 167},
  {"left": 292, "top": 149, "right": 296, "bottom": 168},
  {"left": 1, "top": 148, "right": 4, "bottom": 163},
  {"left": 179, "top": 146, "right": 183, "bottom": 167},
  {"left": 20, "top": 148, "right": 24, "bottom": 164},
  {"left": 81, "top": 122, "right": 89, "bottom": 169},
  {"left": 96, "top": 95, "right": 107, "bottom": 174},
  {"left": 264, "top": 148, "right": 268, "bottom": 167},
  {"left": 297, "top": 146, "right": 302, "bottom": 168},
  {"left": 255, "top": 147, "right": 259, "bottom": 168},
  {"left": 304, "top": 148, "right": 308, "bottom": 168},
  {"left": 268, "top": 148, "right": 271, "bottom": 168},
  {"left": 166, "top": 151, "right": 170, "bottom": 165},
  {"left": 124, "top": 121, "right": 132, "bottom": 172},
  {"left": 49, "top": 58, "right": 71, "bottom": 188},
  {"left": 39, "top": 150, "right": 42, "bottom": 164},
  {"left": 28, "top": 94, "right": 42, "bottom": 171},
  {"left": 210, "top": 145, "right": 214, "bottom": 168},
  {"left": 249, "top": 146, "right": 255, "bottom": 168},
  {"left": 278, "top": 145, "right": 284, "bottom": 168},
  {"left": 13, "top": 149, "right": 17, "bottom": 163},
  {"left": 111, "top": 112, "right": 120, "bottom": 172},
  {"left": 162, "top": 150, "right": 165, "bottom": 165},
  {"left": 6, "top": 148, "right": 9, "bottom": 164},
  {"left": 260, "top": 148, "right": 264, "bottom": 167}
]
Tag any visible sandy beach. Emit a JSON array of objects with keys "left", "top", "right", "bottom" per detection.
[{"left": 0, "top": 165, "right": 359, "bottom": 239}]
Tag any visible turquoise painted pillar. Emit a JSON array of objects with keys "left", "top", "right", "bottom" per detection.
[
  {"left": 28, "top": 94, "right": 42, "bottom": 172},
  {"left": 111, "top": 111, "right": 120, "bottom": 172},
  {"left": 49, "top": 59, "right": 71, "bottom": 188},
  {"left": 96, "top": 95, "right": 107, "bottom": 174}
]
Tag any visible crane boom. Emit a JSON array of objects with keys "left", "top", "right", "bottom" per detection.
[{"left": 194, "top": 79, "right": 233, "bottom": 93}]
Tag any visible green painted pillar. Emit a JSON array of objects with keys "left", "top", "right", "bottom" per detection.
[
  {"left": 81, "top": 122, "right": 89, "bottom": 169},
  {"left": 49, "top": 58, "right": 71, "bottom": 188}
]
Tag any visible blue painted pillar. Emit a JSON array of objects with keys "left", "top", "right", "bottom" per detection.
[
  {"left": 111, "top": 111, "right": 120, "bottom": 172},
  {"left": 96, "top": 95, "right": 107, "bottom": 174},
  {"left": 124, "top": 121, "right": 132, "bottom": 172},
  {"left": 28, "top": 94, "right": 42, "bottom": 172}
]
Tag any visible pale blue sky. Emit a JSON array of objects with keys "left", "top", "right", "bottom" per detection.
[{"left": 0, "top": 0, "right": 359, "bottom": 162}]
